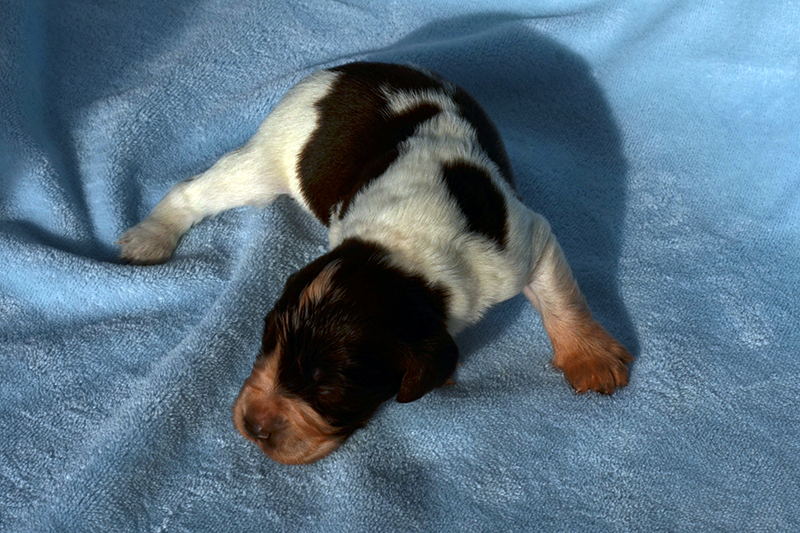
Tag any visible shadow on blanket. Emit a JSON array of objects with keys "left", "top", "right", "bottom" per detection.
[
  {"left": 373, "top": 15, "right": 640, "bottom": 361},
  {"left": 9, "top": 0, "right": 206, "bottom": 262}
]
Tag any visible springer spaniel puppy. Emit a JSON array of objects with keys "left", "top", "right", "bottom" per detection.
[{"left": 118, "top": 62, "right": 632, "bottom": 464}]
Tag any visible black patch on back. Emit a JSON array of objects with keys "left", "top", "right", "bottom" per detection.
[
  {"left": 330, "top": 64, "right": 517, "bottom": 190},
  {"left": 298, "top": 62, "right": 516, "bottom": 228},
  {"left": 265, "top": 238, "right": 457, "bottom": 433},
  {"left": 298, "top": 63, "right": 443, "bottom": 224},
  {"left": 440, "top": 162, "right": 508, "bottom": 247}
]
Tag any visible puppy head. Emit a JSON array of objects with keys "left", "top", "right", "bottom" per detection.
[{"left": 232, "top": 239, "right": 458, "bottom": 464}]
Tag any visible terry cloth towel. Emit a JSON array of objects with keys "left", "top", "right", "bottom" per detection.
[{"left": 1, "top": 1, "right": 798, "bottom": 531}]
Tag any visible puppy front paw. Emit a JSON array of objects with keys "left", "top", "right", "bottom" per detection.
[
  {"left": 117, "top": 219, "right": 180, "bottom": 265},
  {"left": 552, "top": 322, "right": 633, "bottom": 395}
]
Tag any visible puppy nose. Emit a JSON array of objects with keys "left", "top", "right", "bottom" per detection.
[{"left": 243, "top": 414, "right": 284, "bottom": 441}]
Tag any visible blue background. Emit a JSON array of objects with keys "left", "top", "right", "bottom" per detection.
[{"left": 1, "top": 1, "right": 798, "bottom": 531}]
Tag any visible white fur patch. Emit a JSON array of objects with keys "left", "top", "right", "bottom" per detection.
[{"left": 244, "top": 70, "right": 340, "bottom": 213}]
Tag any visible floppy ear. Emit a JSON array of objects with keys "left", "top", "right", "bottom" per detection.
[{"left": 396, "top": 329, "right": 459, "bottom": 404}]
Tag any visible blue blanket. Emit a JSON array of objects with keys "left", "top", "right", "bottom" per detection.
[{"left": 2, "top": 1, "right": 798, "bottom": 531}]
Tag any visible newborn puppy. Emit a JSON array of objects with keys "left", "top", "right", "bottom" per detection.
[{"left": 119, "top": 62, "right": 632, "bottom": 464}]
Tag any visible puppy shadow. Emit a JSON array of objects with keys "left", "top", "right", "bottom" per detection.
[{"left": 371, "top": 14, "right": 641, "bottom": 360}]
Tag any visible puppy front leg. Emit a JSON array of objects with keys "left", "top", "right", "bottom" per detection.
[
  {"left": 523, "top": 214, "right": 632, "bottom": 394},
  {"left": 118, "top": 141, "right": 288, "bottom": 265}
]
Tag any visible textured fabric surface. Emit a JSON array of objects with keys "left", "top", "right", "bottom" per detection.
[{"left": 2, "top": 1, "right": 799, "bottom": 531}]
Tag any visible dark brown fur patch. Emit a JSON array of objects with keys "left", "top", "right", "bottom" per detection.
[
  {"left": 297, "top": 62, "right": 517, "bottom": 225},
  {"left": 268, "top": 239, "right": 457, "bottom": 431},
  {"left": 440, "top": 162, "right": 508, "bottom": 247},
  {"left": 298, "top": 64, "right": 442, "bottom": 224}
]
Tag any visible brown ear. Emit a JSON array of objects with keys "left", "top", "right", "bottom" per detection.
[
  {"left": 261, "top": 310, "right": 279, "bottom": 355},
  {"left": 396, "top": 330, "right": 459, "bottom": 403}
]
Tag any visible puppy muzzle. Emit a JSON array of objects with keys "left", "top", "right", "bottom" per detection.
[{"left": 233, "top": 381, "right": 344, "bottom": 465}]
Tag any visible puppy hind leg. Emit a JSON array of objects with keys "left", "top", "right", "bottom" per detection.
[
  {"left": 118, "top": 139, "right": 288, "bottom": 265},
  {"left": 522, "top": 214, "right": 632, "bottom": 394}
]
